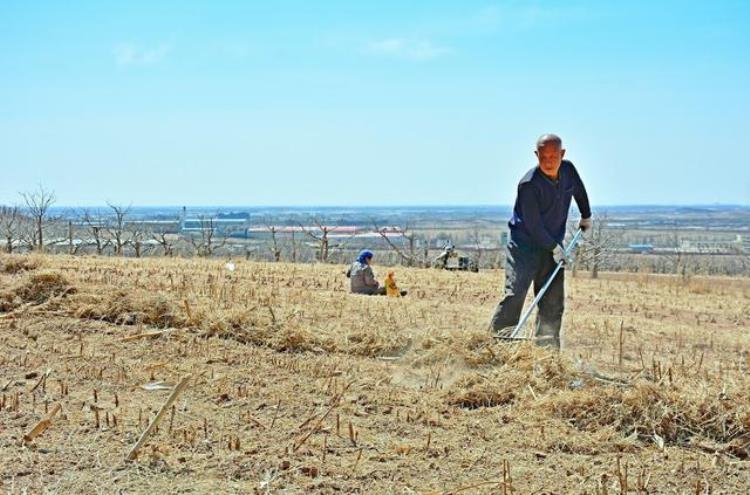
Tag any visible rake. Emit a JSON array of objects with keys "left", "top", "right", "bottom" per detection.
[{"left": 495, "top": 228, "right": 584, "bottom": 342}]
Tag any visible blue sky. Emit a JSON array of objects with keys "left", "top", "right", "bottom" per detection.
[{"left": 1, "top": 1, "right": 748, "bottom": 206}]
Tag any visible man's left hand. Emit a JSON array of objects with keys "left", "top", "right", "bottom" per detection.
[
  {"left": 579, "top": 217, "right": 593, "bottom": 232},
  {"left": 552, "top": 244, "right": 572, "bottom": 265}
]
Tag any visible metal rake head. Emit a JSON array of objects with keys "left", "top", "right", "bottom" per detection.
[{"left": 491, "top": 326, "right": 532, "bottom": 343}]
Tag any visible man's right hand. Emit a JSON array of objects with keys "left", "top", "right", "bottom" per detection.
[{"left": 579, "top": 217, "right": 593, "bottom": 232}]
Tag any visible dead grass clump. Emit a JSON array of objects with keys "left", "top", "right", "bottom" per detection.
[
  {"left": 14, "top": 271, "right": 74, "bottom": 304},
  {"left": 202, "top": 310, "right": 410, "bottom": 356},
  {"left": 542, "top": 380, "right": 750, "bottom": 450},
  {"left": 455, "top": 331, "right": 508, "bottom": 367},
  {"left": 409, "top": 330, "right": 529, "bottom": 368},
  {"left": 445, "top": 373, "right": 518, "bottom": 409},
  {"left": 271, "top": 326, "right": 321, "bottom": 353},
  {"left": 340, "top": 329, "right": 412, "bottom": 358},
  {"left": 201, "top": 309, "right": 324, "bottom": 353},
  {"left": 502, "top": 344, "right": 574, "bottom": 378},
  {"left": 421, "top": 331, "right": 580, "bottom": 381},
  {"left": 0, "top": 256, "right": 39, "bottom": 274},
  {"left": 72, "top": 289, "right": 185, "bottom": 327},
  {"left": 0, "top": 271, "right": 74, "bottom": 312},
  {"left": 445, "top": 345, "right": 583, "bottom": 409},
  {"left": 473, "top": 343, "right": 579, "bottom": 388},
  {"left": 0, "top": 291, "right": 16, "bottom": 311},
  {"left": 541, "top": 387, "right": 623, "bottom": 428},
  {"left": 201, "top": 309, "right": 258, "bottom": 339},
  {"left": 533, "top": 422, "right": 635, "bottom": 455}
]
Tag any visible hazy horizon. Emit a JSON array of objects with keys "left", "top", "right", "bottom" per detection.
[{"left": 45, "top": 203, "right": 749, "bottom": 211}]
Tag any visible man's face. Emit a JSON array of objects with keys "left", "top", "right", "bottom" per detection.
[{"left": 535, "top": 143, "right": 565, "bottom": 174}]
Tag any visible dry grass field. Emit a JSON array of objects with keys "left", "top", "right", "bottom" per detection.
[{"left": 0, "top": 253, "right": 748, "bottom": 494}]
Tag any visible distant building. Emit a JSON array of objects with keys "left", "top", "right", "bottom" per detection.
[
  {"left": 678, "top": 238, "right": 745, "bottom": 254},
  {"left": 232, "top": 225, "right": 411, "bottom": 251},
  {"left": 133, "top": 219, "right": 182, "bottom": 234},
  {"left": 243, "top": 225, "right": 360, "bottom": 237},
  {"left": 182, "top": 218, "right": 247, "bottom": 232},
  {"left": 739, "top": 235, "right": 750, "bottom": 254},
  {"left": 628, "top": 243, "right": 655, "bottom": 254}
]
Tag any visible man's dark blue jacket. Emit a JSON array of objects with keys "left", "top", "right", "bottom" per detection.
[{"left": 508, "top": 160, "right": 591, "bottom": 251}]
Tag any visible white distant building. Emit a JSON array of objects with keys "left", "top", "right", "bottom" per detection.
[
  {"left": 678, "top": 237, "right": 745, "bottom": 254},
  {"left": 182, "top": 218, "right": 247, "bottom": 232},
  {"left": 740, "top": 234, "right": 750, "bottom": 253}
]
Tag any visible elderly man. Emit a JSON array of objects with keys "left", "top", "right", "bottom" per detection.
[{"left": 489, "top": 134, "right": 592, "bottom": 349}]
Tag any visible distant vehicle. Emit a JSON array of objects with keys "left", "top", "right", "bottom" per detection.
[{"left": 433, "top": 242, "right": 479, "bottom": 272}]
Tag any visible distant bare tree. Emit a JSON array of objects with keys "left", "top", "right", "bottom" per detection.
[
  {"left": 152, "top": 226, "right": 176, "bottom": 256},
  {"left": 300, "top": 218, "right": 336, "bottom": 262},
  {"left": 66, "top": 220, "right": 77, "bottom": 255},
  {"left": 662, "top": 251, "right": 696, "bottom": 278},
  {"left": 741, "top": 254, "right": 750, "bottom": 275},
  {"left": 189, "top": 216, "right": 228, "bottom": 257},
  {"left": 327, "top": 230, "right": 359, "bottom": 264},
  {"left": 58, "top": 218, "right": 84, "bottom": 256},
  {"left": 80, "top": 209, "right": 111, "bottom": 255},
  {"left": 128, "top": 221, "right": 149, "bottom": 258},
  {"left": 468, "top": 228, "right": 485, "bottom": 268},
  {"left": 421, "top": 236, "right": 433, "bottom": 268},
  {"left": 288, "top": 229, "right": 300, "bottom": 263},
  {"left": 17, "top": 216, "right": 38, "bottom": 251},
  {"left": 634, "top": 233, "right": 688, "bottom": 276},
  {"left": 20, "top": 185, "right": 56, "bottom": 252},
  {"left": 572, "top": 214, "right": 618, "bottom": 279},
  {"left": 106, "top": 203, "right": 131, "bottom": 256},
  {"left": 373, "top": 221, "right": 422, "bottom": 267},
  {"left": 264, "top": 219, "right": 282, "bottom": 262},
  {"left": 0, "top": 205, "right": 21, "bottom": 253}
]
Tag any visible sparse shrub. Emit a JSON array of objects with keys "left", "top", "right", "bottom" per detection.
[
  {"left": 0, "top": 270, "right": 74, "bottom": 312},
  {"left": 15, "top": 271, "right": 73, "bottom": 304},
  {"left": 0, "top": 255, "right": 39, "bottom": 274}
]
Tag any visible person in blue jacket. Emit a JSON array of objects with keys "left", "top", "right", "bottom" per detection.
[
  {"left": 347, "top": 249, "right": 385, "bottom": 295},
  {"left": 489, "top": 134, "right": 592, "bottom": 349},
  {"left": 347, "top": 249, "right": 408, "bottom": 296}
]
